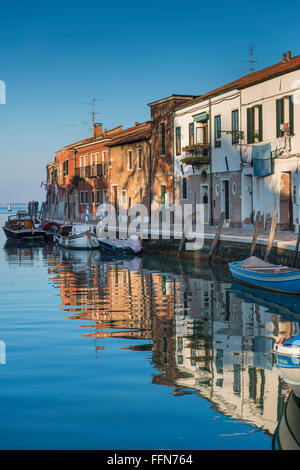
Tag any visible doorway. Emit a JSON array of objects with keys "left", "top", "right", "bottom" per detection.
[
  {"left": 280, "top": 172, "right": 293, "bottom": 230},
  {"left": 244, "top": 174, "right": 253, "bottom": 224},
  {"left": 200, "top": 185, "right": 209, "bottom": 224},
  {"left": 221, "top": 180, "right": 230, "bottom": 221}
]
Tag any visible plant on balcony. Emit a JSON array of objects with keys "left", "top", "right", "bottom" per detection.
[
  {"left": 182, "top": 143, "right": 210, "bottom": 152},
  {"left": 180, "top": 155, "right": 210, "bottom": 165}
]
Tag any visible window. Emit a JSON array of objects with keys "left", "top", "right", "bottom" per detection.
[
  {"left": 128, "top": 150, "right": 133, "bottom": 170},
  {"left": 159, "top": 122, "right": 166, "bottom": 155},
  {"left": 80, "top": 156, "right": 83, "bottom": 167},
  {"left": 121, "top": 190, "right": 127, "bottom": 208},
  {"left": 214, "top": 115, "right": 221, "bottom": 147},
  {"left": 182, "top": 177, "right": 188, "bottom": 200},
  {"left": 231, "top": 109, "right": 239, "bottom": 145},
  {"left": 95, "top": 152, "right": 99, "bottom": 164},
  {"left": 103, "top": 189, "right": 107, "bottom": 203},
  {"left": 91, "top": 153, "right": 94, "bottom": 165},
  {"left": 84, "top": 155, "right": 88, "bottom": 166},
  {"left": 80, "top": 191, "right": 84, "bottom": 204},
  {"left": 63, "top": 160, "right": 68, "bottom": 177},
  {"left": 276, "top": 96, "right": 294, "bottom": 137},
  {"left": 85, "top": 191, "right": 88, "bottom": 204},
  {"left": 161, "top": 185, "right": 166, "bottom": 205},
  {"left": 189, "top": 123, "right": 194, "bottom": 145},
  {"left": 137, "top": 148, "right": 143, "bottom": 169},
  {"left": 247, "top": 105, "right": 262, "bottom": 143},
  {"left": 96, "top": 190, "right": 100, "bottom": 204},
  {"left": 102, "top": 151, "right": 107, "bottom": 176},
  {"left": 176, "top": 127, "right": 181, "bottom": 155},
  {"left": 91, "top": 190, "right": 94, "bottom": 204}
]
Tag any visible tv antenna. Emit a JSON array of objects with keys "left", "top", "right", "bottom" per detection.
[
  {"left": 248, "top": 45, "right": 258, "bottom": 73},
  {"left": 81, "top": 98, "right": 104, "bottom": 124}
]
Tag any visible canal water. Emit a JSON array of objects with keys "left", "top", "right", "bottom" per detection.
[{"left": 0, "top": 205, "right": 299, "bottom": 450}]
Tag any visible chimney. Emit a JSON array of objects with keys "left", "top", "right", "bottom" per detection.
[
  {"left": 287, "top": 50, "right": 292, "bottom": 61},
  {"left": 93, "top": 123, "right": 103, "bottom": 138},
  {"left": 282, "top": 52, "right": 287, "bottom": 62}
]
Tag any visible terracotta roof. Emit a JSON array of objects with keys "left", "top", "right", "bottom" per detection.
[
  {"left": 106, "top": 122, "right": 152, "bottom": 147},
  {"left": 177, "top": 52, "right": 300, "bottom": 109}
]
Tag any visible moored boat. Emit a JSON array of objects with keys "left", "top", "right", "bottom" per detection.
[
  {"left": 273, "top": 335, "right": 300, "bottom": 362},
  {"left": 2, "top": 211, "right": 46, "bottom": 241},
  {"left": 228, "top": 256, "right": 300, "bottom": 294},
  {"left": 98, "top": 235, "right": 142, "bottom": 255},
  {"left": 53, "top": 224, "right": 100, "bottom": 250}
]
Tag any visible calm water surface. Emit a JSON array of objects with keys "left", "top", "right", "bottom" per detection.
[{"left": 0, "top": 205, "right": 299, "bottom": 450}]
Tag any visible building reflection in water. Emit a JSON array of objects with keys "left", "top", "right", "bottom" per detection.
[{"left": 5, "top": 242, "right": 300, "bottom": 442}]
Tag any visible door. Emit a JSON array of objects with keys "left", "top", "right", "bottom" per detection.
[
  {"left": 244, "top": 175, "right": 253, "bottom": 224},
  {"left": 200, "top": 185, "right": 209, "bottom": 224},
  {"left": 280, "top": 172, "right": 293, "bottom": 230},
  {"left": 112, "top": 186, "right": 118, "bottom": 209},
  {"left": 222, "top": 180, "right": 230, "bottom": 221}
]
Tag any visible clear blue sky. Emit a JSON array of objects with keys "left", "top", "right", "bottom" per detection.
[{"left": 0, "top": 0, "right": 299, "bottom": 203}]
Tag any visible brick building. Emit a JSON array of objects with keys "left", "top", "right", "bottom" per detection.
[
  {"left": 147, "top": 95, "right": 197, "bottom": 210},
  {"left": 106, "top": 121, "right": 152, "bottom": 215}
]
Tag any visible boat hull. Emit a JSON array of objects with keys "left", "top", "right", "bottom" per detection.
[
  {"left": 228, "top": 261, "right": 300, "bottom": 294},
  {"left": 2, "top": 226, "right": 46, "bottom": 241},
  {"left": 54, "top": 231, "right": 100, "bottom": 250}
]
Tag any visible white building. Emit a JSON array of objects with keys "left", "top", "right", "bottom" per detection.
[{"left": 174, "top": 50, "right": 300, "bottom": 231}]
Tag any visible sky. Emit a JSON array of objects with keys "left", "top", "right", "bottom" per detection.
[{"left": 1, "top": 0, "right": 300, "bottom": 203}]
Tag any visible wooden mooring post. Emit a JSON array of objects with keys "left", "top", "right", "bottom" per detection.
[
  {"left": 208, "top": 212, "right": 225, "bottom": 263},
  {"left": 264, "top": 212, "right": 278, "bottom": 261},
  {"left": 250, "top": 211, "right": 261, "bottom": 257},
  {"left": 292, "top": 227, "right": 300, "bottom": 268}
]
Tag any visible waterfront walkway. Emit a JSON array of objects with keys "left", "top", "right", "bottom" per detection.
[
  {"left": 203, "top": 225, "right": 299, "bottom": 252},
  {"left": 51, "top": 214, "right": 299, "bottom": 253}
]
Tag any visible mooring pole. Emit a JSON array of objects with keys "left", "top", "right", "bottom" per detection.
[
  {"left": 264, "top": 212, "right": 277, "bottom": 261},
  {"left": 292, "top": 227, "right": 300, "bottom": 268},
  {"left": 208, "top": 212, "right": 225, "bottom": 263},
  {"left": 250, "top": 211, "right": 261, "bottom": 257}
]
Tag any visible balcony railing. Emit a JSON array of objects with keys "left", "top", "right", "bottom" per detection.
[
  {"left": 75, "top": 168, "right": 85, "bottom": 178},
  {"left": 181, "top": 143, "right": 210, "bottom": 165},
  {"left": 75, "top": 165, "right": 105, "bottom": 179}
]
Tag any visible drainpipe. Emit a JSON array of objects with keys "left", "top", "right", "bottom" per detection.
[{"left": 209, "top": 98, "right": 213, "bottom": 225}]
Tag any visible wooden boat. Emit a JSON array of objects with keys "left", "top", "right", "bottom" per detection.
[
  {"left": 2, "top": 211, "right": 46, "bottom": 241},
  {"left": 38, "top": 221, "right": 71, "bottom": 241},
  {"left": 98, "top": 235, "right": 142, "bottom": 255},
  {"left": 272, "top": 342, "right": 300, "bottom": 449},
  {"left": 53, "top": 224, "right": 100, "bottom": 250},
  {"left": 228, "top": 256, "right": 300, "bottom": 294}
]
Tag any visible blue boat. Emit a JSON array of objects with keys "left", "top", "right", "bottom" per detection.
[{"left": 228, "top": 256, "right": 300, "bottom": 294}]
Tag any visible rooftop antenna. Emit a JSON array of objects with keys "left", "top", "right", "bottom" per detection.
[
  {"left": 81, "top": 98, "right": 104, "bottom": 124},
  {"left": 248, "top": 45, "right": 258, "bottom": 73}
]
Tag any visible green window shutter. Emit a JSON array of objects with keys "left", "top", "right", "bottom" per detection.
[
  {"left": 289, "top": 95, "right": 294, "bottom": 135},
  {"left": 258, "top": 104, "right": 263, "bottom": 142},
  {"left": 276, "top": 99, "right": 281, "bottom": 138},
  {"left": 247, "top": 108, "right": 253, "bottom": 144}
]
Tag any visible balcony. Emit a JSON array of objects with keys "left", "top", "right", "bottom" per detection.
[
  {"left": 181, "top": 143, "right": 210, "bottom": 165},
  {"left": 75, "top": 165, "right": 105, "bottom": 179},
  {"left": 75, "top": 168, "right": 85, "bottom": 178}
]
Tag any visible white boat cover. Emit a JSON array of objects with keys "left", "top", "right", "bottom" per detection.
[{"left": 238, "top": 256, "right": 275, "bottom": 268}]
